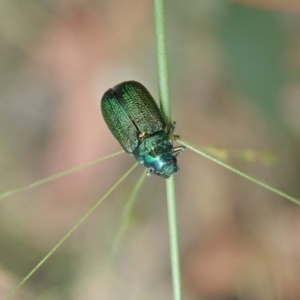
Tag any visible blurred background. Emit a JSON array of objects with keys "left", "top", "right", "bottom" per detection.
[{"left": 0, "top": 0, "right": 300, "bottom": 299}]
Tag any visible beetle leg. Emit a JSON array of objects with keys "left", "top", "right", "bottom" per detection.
[
  {"left": 172, "top": 146, "right": 185, "bottom": 157},
  {"left": 170, "top": 134, "right": 180, "bottom": 141},
  {"left": 168, "top": 121, "right": 176, "bottom": 134},
  {"left": 147, "top": 168, "right": 154, "bottom": 177},
  {"left": 138, "top": 131, "right": 149, "bottom": 141},
  {"left": 168, "top": 121, "right": 181, "bottom": 141}
]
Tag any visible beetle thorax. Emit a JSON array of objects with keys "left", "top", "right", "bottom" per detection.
[{"left": 133, "top": 131, "right": 179, "bottom": 178}]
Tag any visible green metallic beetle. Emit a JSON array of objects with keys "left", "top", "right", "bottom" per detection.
[{"left": 101, "top": 81, "right": 185, "bottom": 179}]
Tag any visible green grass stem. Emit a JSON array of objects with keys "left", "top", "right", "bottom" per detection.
[
  {"left": 166, "top": 177, "right": 182, "bottom": 300},
  {"left": 180, "top": 139, "right": 300, "bottom": 206},
  {"left": 154, "top": 1, "right": 182, "bottom": 300},
  {"left": 4, "top": 162, "right": 138, "bottom": 300},
  {"left": 0, "top": 151, "right": 124, "bottom": 201},
  {"left": 110, "top": 171, "right": 147, "bottom": 259},
  {"left": 154, "top": 0, "right": 171, "bottom": 122}
]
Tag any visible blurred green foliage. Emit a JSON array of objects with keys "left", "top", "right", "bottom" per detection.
[{"left": 220, "top": 3, "right": 286, "bottom": 125}]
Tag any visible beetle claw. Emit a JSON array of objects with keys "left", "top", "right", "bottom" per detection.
[{"left": 173, "top": 146, "right": 185, "bottom": 157}]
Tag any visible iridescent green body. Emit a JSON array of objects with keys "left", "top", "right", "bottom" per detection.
[{"left": 101, "top": 81, "right": 184, "bottom": 178}]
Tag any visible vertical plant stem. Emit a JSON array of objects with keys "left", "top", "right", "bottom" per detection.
[
  {"left": 166, "top": 177, "right": 182, "bottom": 300},
  {"left": 154, "top": 1, "right": 182, "bottom": 300},
  {"left": 154, "top": 0, "right": 171, "bottom": 121}
]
